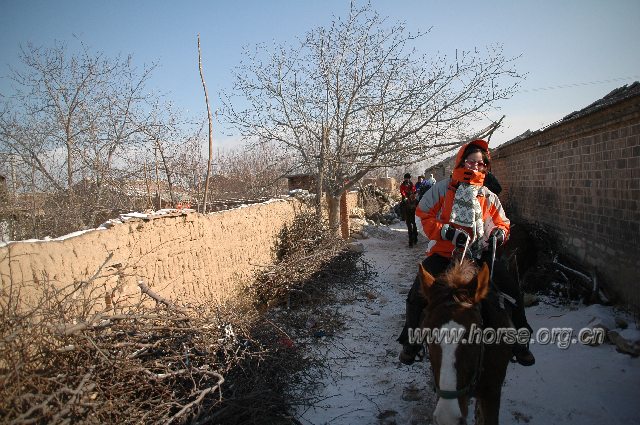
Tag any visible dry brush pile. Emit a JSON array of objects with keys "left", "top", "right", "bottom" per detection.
[
  {"left": 503, "top": 220, "right": 614, "bottom": 306},
  {"left": 0, "top": 210, "right": 374, "bottom": 424},
  {"left": 357, "top": 184, "right": 398, "bottom": 225}
]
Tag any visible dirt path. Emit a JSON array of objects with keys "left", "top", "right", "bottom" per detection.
[{"left": 297, "top": 222, "right": 437, "bottom": 425}]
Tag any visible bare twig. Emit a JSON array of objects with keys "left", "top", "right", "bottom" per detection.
[
  {"left": 137, "top": 280, "right": 185, "bottom": 314},
  {"left": 165, "top": 371, "right": 224, "bottom": 425}
]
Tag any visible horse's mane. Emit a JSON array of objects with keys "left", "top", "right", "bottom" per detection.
[
  {"left": 427, "top": 259, "right": 480, "bottom": 309},
  {"left": 439, "top": 259, "right": 478, "bottom": 288}
]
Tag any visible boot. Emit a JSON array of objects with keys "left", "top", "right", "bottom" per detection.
[
  {"left": 513, "top": 341, "right": 535, "bottom": 366},
  {"left": 399, "top": 344, "right": 422, "bottom": 365},
  {"left": 398, "top": 286, "right": 426, "bottom": 365},
  {"left": 511, "top": 321, "right": 535, "bottom": 366}
]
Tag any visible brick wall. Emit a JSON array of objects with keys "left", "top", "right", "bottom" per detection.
[
  {"left": 287, "top": 174, "right": 315, "bottom": 191},
  {"left": 492, "top": 95, "right": 640, "bottom": 308}
]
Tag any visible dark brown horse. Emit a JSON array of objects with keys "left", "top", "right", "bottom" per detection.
[{"left": 418, "top": 259, "right": 513, "bottom": 425}]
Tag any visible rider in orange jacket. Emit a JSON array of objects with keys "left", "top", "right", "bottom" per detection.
[
  {"left": 398, "top": 139, "right": 535, "bottom": 366},
  {"left": 417, "top": 139, "right": 509, "bottom": 260}
]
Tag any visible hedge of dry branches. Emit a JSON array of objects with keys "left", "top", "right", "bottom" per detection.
[
  {"left": 1, "top": 210, "right": 374, "bottom": 424},
  {"left": 249, "top": 211, "right": 347, "bottom": 308},
  {"left": 0, "top": 286, "right": 311, "bottom": 424}
]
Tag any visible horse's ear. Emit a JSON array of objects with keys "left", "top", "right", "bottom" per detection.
[
  {"left": 474, "top": 263, "right": 490, "bottom": 303},
  {"left": 419, "top": 264, "right": 436, "bottom": 298}
]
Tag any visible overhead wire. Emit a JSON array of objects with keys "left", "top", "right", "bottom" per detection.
[{"left": 517, "top": 75, "right": 640, "bottom": 93}]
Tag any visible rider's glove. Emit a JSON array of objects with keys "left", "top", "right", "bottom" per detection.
[
  {"left": 489, "top": 228, "right": 506, "bottom": 246},
  {"left": 441, "top": 224, "right": 470, "bottom": 248}
]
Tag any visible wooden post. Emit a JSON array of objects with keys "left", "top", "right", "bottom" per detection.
[{"left": 198, "top": 34, "right": 214, "bottom": 214}]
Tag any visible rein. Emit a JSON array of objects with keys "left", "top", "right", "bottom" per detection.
[
  {"left": 436, "top": 340, "right": 485, "bottom": 400},
  {"left": 432, "top": 235, "right": 507, "bottom": 401}
]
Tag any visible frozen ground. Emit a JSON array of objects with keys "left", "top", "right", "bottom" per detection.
[{"left": 296, "top": 222, "right": 640, "bottom": 425}]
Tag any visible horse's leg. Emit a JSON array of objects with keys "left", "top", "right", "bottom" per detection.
[
  {"left": 475, "top": 346, "right": 510, "bottom": 425},
  {"left": 474, "top": 388, "right": 502, "bottom": 425}
]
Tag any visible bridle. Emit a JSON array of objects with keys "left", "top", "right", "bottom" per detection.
[
  {"left": 431, "top": 299, "right": 485, "bottom": 400},
  {"left": 432, "top": 236, "right": 511, "bottom": 400}
]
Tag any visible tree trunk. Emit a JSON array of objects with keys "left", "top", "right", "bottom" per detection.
[
  {"left": 340, "top": 190, "right": 349, "bottom": 239},
  {"left": 30, "top": 160, "right": 38, "bottom": 239},
  {"left": 315, "top": 170, "right": 324, "bottom": 221},
  {"left": 143, "top": 160, "right": 152, "bottom": 209},
  {"left": 327, "top": 193, "right": 341, "bottom": 237},
  {"left": 315, "top": 127, "right": 327, "bottom": 221},
  {"left": 10, "top": 154, "right": 17, "bottom": 200},
  {"left": 66, "top": 141, "right": 73, "bottom": 190},
  {"left": 156, "top": 140, "right": 175, "bottom": 206},
  {"left": 154, "top": 146, "right": 161, "bottom": 209}
]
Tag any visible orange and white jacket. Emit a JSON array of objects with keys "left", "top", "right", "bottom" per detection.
[{"left": 416, "top": 140, "right": 510, "bottom": 259}]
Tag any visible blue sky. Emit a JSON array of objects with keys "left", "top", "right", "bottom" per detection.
[{"left": 2, "top": 0, "right": 639, "bottom": 151}]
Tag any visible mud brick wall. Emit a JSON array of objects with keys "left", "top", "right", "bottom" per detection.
[
  {"left": 0, "top": 198, "right": 306, "bottom": 309},
  {"left": 424, "top": 161, "right": 455, "bottom": 183},
  {"left": 491, "top": 95, "right": 640, "bottom": 308},
  {"left": 361, "top": 177, "right": 397, "bottom": 193}
]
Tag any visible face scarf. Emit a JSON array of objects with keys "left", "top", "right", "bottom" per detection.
[{"left": 449, "top": 168, "right": 486, "bottom": 257}]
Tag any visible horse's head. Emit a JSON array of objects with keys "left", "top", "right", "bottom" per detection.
[{"left": 419, "top": 259, "right": 490, "bottom": 425}]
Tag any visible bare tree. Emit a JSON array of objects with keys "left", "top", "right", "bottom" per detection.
[
  {"left": 0, "top": 41, "right": 182, "bottom": 237},
  {"left": 223, "top": 3, "right": 522, "bottom": 231},
  {"left": 212, "top": 142, "right": 295, "bottom": 199},
  {"left": 142, "top": 117, "right": 206, "bottom": 208},
  {"left": 1, "top": 42, "right": 154, "bottom": 191}
]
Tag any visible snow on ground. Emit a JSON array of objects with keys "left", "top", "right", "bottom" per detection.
[
  {"left": 296, "top": 221, "right": 640, "bottom": 425},
  {"left": 502, "top": 301, "right": 640, "bottom": 424}
]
